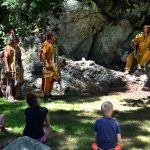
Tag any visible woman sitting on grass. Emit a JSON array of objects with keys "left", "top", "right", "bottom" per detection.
[
  {"left": 23, "top": 93, "right": 51, "bottom": 143},
  {"left": 92, "top": 101, "right": 122, "bottom": 150}
]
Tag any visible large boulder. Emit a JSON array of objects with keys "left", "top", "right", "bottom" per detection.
[
  {"left": 59, "top": 58, "right": 125, "bottom": 96},
  {"left": 30, "top": 57, "right": 126, "bottom": 96},
  {"left": 90, "top": 20, "right": 133, "bottom": 65},
  {"left": 2, "top": 50, "right": 150, "bottom": 97},
  {"left": 93, "top": 0, "right": 150, "bottom": 27},
  {"left": 47, "top": 0, "right": 107, "bottom": 59}
]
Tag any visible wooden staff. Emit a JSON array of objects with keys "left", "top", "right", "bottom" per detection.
[
  {"left": 52, "top": 44, "right": 62, "bottom": 91},
  {"left": 43, "top": 54, "right": 47, "bottom": 94}
]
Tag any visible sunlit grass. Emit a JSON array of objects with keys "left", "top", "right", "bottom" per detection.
[{"left": 0, "top": 95, "right": 150, "bottom": 149}]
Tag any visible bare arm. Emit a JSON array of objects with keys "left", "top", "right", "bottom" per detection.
[
  {"left": 117, "top": 133, "right": 122, "bottom": 143},
  {"left": 41, "top": 41, "right": 49, "bottom": 65},
  {"left": 44, "top": 113, "right": 51, "bottom": 129},
  {"left": 4, "top": 46, "right": 10, "bottom": 71},
  {"left": 41, "top": 113, "right": 51, "bottom": 142}
]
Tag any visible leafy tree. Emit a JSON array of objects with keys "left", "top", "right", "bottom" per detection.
[{"left": 0, "top": 0, "right": 65, "bottom": 36}]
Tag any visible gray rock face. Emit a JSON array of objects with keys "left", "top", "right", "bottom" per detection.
[
  {"left": 21, "top": 54, "right": 150, "bottom": 96},
  {"left": 22, "top": 50, "right": 42, "bottom": 83},
  {"left": 33, "top": 78, "right": 42, "bottom": 89},
  {"left": 47, "top": 0, "right": 107, "bottom": 59},
  {"left": 90, "top": 20, "right": 133, "bottom": 65},
  {"left": 21, "top": 55, "right": 126, "bottom": 96},
  {"left": 145, "top": 64, "right": 150, "bottom": 87},
  {"left": 52, "top": 58, "right": 125, "bottom": 96},
  {"left": 93, "top": 0, "right": 150, "bottom": 27}
]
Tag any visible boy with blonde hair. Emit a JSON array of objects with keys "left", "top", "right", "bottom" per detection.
[{"left": 93, "top": 101, "right": 122, "bottom": 150}]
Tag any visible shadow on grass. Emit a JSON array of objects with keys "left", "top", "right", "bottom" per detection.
[
  {"left": 0, "top": 98, "right": 96, "bottom": 150},
  {"left": 47, "top": 110, "right": 95, "bottom": 150},
  {"left": 51, "top": 95, "right": 101, "bottom": 103},
  {"left": 114, "top": 107, "right": 150, "bottom": 149},
  {"left": 0, "top": 99, "right": 27, "bottom": 149},
  {"left": 122, "top": 97, "right": 150, "bottom": 107},
  {"left": 48, "top": 86, "right": 129, "bottom": 103},
  {"left": 48, "top": 107, "right": 150, "bottom": 150},
  {"left": 1, "top": 96, "right": 150, "bottom": 150}
]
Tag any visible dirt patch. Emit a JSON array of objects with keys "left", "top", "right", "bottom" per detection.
[{"left": 110, "top": 82, "right": 150, "bottom": 99}]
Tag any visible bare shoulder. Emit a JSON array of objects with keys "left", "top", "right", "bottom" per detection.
[
  {"left": 43, "top": 40, "right": 49, "bottom": 46},
  {"left": 4, "top": 45, "right": 11, "bottom": 52}
]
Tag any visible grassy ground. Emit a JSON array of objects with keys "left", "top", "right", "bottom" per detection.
[{"left": 0, "top": 95, "right": 150, "bottom": 150}]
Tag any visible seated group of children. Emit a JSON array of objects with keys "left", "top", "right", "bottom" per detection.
[{"left": 1, "top": 94, "right": 121, "bottom": 150}]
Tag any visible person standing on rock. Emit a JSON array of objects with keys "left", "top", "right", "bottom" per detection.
[
  {"left": 3, "top": 30, "right": 24, "bottom": 102},
  {"left": 125, "top": 25, "right": 150, "bottom": 74},
  {"left": 40, "top": 30, "right": 61, "bottom": 101}
]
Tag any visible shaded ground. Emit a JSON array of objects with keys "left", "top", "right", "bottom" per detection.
[{"left": 0, "top": 82, "right": 150, "bottom": 150}]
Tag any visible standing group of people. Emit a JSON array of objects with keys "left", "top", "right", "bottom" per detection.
[{"left": 0, "top": 30, "right": 61, "bottom": 102}]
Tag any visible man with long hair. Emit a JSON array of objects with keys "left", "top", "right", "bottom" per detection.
[
  {"left": 125, "top": 25, "right": 150, "bottom": 74},
  {"left": 3, "top": 30, "right": 24, "bottom": 102},
  {"left": 40, "top": 30, "right": 60, "bottom": 101}
]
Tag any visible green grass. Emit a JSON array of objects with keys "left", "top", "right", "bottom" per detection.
[{"left": 0, "top": 95, "right": 150, "bottom": 150}]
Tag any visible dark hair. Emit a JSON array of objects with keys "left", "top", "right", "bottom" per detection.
[
  {"left": 26, "top": 93, "right": 39, "bottom": 107},
  {"left": 9, "top": 30, "right": 19, "bottom": 44},
  {"left": 43, "top": 30, "right": 56, "bottom": 41}
]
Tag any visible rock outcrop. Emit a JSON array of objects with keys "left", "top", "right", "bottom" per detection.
[
  {"left": 89, "top": 20, "right": 133, "bottom": 65},
  {"left": 47, "top": 0, "right": 107, "bottom": 60},
  {"left": 22, "top": 56, "right": 150, "bottom": 96},
  {"left": 23, "top": 57, "right": 125, "bottom": 96}
]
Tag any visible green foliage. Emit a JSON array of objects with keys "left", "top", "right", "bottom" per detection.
[
  {"left": 78, "top": 0, "right": 94, "bottom": 7},
  {"left": 2, "top": 0, "right": 20, "bottom": 9},
  {"left": 0, "top": 0, "right": 65, "bottom": 36},
  {"left": 0, "top": 25, "right": 5, "bottom": 48},
  {"left": 0, "top": 0, "right": 97, "bottom": 37}
]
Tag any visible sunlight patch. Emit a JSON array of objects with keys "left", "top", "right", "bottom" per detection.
[
  {"left": 53, "top": 126, "right": 65, "bottom": 133},
  {"left": 11, "top": 127, "right": 23, "bottom": 135},
  {"left": 136, "top": 136, "right": 150, "bottom": 143}
]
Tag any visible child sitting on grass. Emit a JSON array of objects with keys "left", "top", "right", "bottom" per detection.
[
  {"left": 23, "top": 93, "right": 51, "bottom": 143},
  {"left": 92, "top": 101, "right": 122, "bottom": 150}
]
